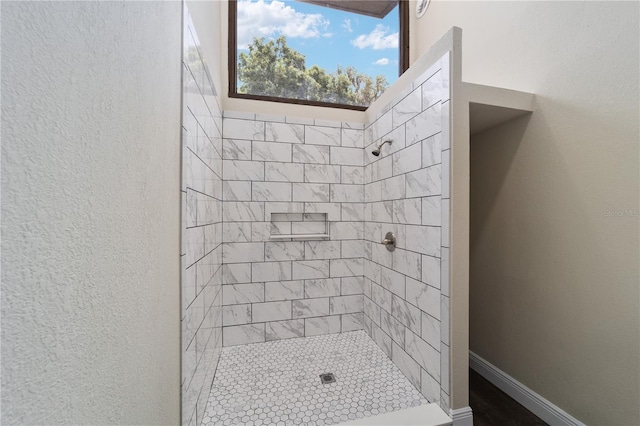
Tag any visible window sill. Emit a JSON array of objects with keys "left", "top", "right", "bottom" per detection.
[{"left": 229, "top": 92, "right": 368, "bottom": 112}]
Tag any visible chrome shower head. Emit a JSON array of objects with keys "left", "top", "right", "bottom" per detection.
[{"left": 371, "top": 139, "right": 392, "bottom": 157}]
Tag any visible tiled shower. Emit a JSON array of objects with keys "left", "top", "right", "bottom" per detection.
[{"left": 181, "top": 6, "right": 451, "bottom": 426}]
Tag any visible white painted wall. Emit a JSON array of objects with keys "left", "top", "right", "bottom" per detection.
[
  {"left": 411, "top": 1, "right": 639, "bottom": 424},
  {"left": 1, "top": 2, "right": 182, "bottom": 424}
]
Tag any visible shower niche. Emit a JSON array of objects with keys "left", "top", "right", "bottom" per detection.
[{"left": 269, "top": 212, "right": 330, "bottom": 240}]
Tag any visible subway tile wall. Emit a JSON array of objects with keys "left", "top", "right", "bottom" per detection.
[
  {"left": 181, "top": 8, "right": 223, "bottom": 426},
  {"left": 363, "top": 53, "right": 451, "bottom": 413},
  {"left": 221, "top": 112, "right": 367, "bottom": 346}
]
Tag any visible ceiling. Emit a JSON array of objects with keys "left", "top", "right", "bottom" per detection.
[{"left": 296, "top": 0, "right": 398, "bottom": 19}]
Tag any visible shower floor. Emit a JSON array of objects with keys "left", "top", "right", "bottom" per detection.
[{"left": 202, "top": 330, "right": 427, "bottom": 426}]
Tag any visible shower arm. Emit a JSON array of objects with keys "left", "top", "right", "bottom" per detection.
[{"left": 378, "top": 140, "right": 392, "bottom": 150}]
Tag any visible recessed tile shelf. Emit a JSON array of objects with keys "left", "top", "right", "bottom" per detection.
[
  {"left": 269, "top": 233, "right": 330, "bottom": 240},
  {"left": 269, "top": 212, "right": 330, "bottom": 241}
]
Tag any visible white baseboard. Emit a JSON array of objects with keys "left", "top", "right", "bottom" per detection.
[
  {"left": 449, "top": 406, "right": 473, "bottom": 426},
  {"left": 469, "top": 351, "right": 586, "bottom": 426}
]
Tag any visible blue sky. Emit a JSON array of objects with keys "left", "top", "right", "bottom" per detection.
[{"left": 237, "top": 0, "right": 400, "bottom": 85}]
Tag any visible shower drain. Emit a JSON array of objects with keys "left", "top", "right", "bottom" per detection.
[{"left": 319, "top": 373, "right": 336, "bottom": 384}]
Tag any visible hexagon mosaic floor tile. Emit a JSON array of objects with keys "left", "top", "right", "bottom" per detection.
[{"left": 203, "top": 330, "right": 427, "bottom": 426}]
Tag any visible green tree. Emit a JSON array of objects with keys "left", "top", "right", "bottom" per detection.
[
  {"left": 306, "top": 65, "right": 332, "bottom": 101},
  {"left": 238, "top": 36, "right": 388, "bottom": 106},
  {"left": 238, "top": 36, "right": 319, "bottom": 100}
]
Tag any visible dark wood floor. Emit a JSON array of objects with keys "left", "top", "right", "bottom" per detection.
[{"left": 469, "top": 369, "right": 548, "bottom": 426}]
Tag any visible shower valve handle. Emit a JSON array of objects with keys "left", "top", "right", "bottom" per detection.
[{"left": 381, "top": 232, "right": 396, "bottom": 252}]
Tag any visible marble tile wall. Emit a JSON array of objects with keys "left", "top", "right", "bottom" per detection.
[
  {"left": 181, "top": 8, "right": 223, "bottom": 426},
  {"left": 362, "top": 53, "right": 451, "bottom": 413},
  {"left": 221, "top": 112, "right": 366, "bottom": 346}
]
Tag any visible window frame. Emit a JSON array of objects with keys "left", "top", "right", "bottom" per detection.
[{"left": 228, "top": 0, "right": 409, "bottom": 111}]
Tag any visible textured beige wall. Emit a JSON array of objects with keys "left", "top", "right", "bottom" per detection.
[
  {"left": 411, "top": 1, "right": 639, "bottom": 424},
  {"left": 1, "top": 2, "right": 182, "bottom": 424}
]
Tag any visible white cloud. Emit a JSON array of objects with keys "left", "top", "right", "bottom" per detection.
[
  {"left": 342, "top": 19, "right": 353, "bottom": 33},
  {"left": 374, "top": 58, "right": 389, "bottom": 65},
  {"left": 237, "top": 0, "right": 330, "bottom": 49},
  {"left": 351, "top": 24, "right": 398, "bottom": 50}
]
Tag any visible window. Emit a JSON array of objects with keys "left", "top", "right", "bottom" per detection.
[{"left": 229, "top": 0, "right": 409, "bottom": 110}]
